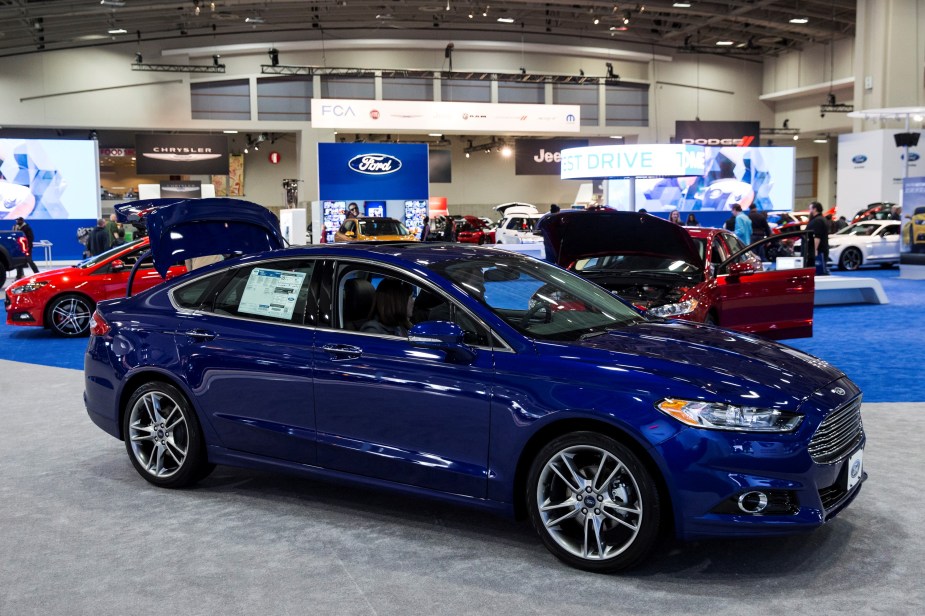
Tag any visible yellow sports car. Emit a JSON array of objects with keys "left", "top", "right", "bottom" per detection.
[
  {"left": 910, "top": 207, "right": 925, "bottom": 253},
  {"left": 334, "top": 217, "right": 418, "bottom": 242}
]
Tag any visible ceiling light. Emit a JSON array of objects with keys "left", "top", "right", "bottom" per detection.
[
  {"left": 593, "top": 18, "right": 600, "bottom": 25},
  {"left": 108, "top": 28, "right": 127, "bottom": 34},
  {"left": 497, "top": 17, "right": 514, "bottom": 23},
  {"left": 245, "top": 16, "right": 265, "bottom": 24},
  {"left": 501, "top": 145, "right": 513, "bottom": 157},
  {"left": 716, "top": 40, "right": 734, "bottom": 46},
  {"left": 673, "top": 2, "right": 692, "bottom": 6},
  {"left": 793, "top": 135, "right": 799, "bottom": 141},
  {"left": 789, "top": 17, "right": 809, "bottom": 24},
  {"left": 100, "top": 1, "right": 126, "bottom": 6},
  {"left": 428, "top": 133, "right": 443, "bottom": 137},
  {"left": 914, "top": 114, "right": 924, "bottom": 122},
  {"left": 465, "top": 151, "right": 470, "bottom": 158},
  {"left": 223, "top": 130, "right": 238, "bottom": 134}
]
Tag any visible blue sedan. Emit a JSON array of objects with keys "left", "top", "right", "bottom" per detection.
[{"left": 83, "top": 199, "right": 866, "bottom": 572}]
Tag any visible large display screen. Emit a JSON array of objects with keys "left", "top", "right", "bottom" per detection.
[
  {"left": 0, "top": 138, "right": 99, "bottom": 220},
  {"left": 609, "top": 146, "right": 795, "bottom": 212}
]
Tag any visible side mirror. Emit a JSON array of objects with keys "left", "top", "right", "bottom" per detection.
[
  {"left": 110, "top": 259, "right": 125, "bottom": 272},
  {"left": 409, "top": 321, "right": 476, "bottom": 363},
  {"left": 346, "top": 231, "right": 356, "bottom": 238},
  {"left": 727, "top": 261, "right": 757, "bottom": 278}
]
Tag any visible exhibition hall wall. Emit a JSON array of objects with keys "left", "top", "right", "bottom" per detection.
[{"left": 0, "top": 32, "right": 869, "bottom": 217}]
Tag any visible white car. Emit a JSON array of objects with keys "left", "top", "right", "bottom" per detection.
[
  {"left": 828, "top": 220, "right": 901, "bottom": 270},
  {"left": 493, "top": 203, "right": 543, "bottom": 245}
]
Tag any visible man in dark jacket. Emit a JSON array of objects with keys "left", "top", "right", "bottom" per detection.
[
  {"left": 13, "top": 216, "right": 39, "bottom": 279},
  {"left": 807, "top": 201, "right": 830, "bottom": 275},
  {"left": 87, "top": 218, "right": 111, "bottom": 256},
  {"left": 748, "top": 204, "right": 772, "bottom": 260}
]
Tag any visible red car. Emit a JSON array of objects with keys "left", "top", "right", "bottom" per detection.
[
  {"left": 851, "top": 202, "right": 896, "bottom": 223},
  {"left": 454, "top": 215, "right": 496, "bottom": 245},
  {"left": 5, "top": 238, "right": 186, "bottom": 337},
  {"left": 544, "top": 210, "right": 815, "bottom": 340}
]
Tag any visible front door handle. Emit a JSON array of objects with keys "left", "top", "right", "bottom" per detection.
[
  {"left": 322, "top": 343, "right": 363, "bottom": 361},
  {"left": 184, "top": 329, "right": 217, "bottom": 342}
]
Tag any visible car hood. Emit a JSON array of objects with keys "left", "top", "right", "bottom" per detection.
[
  {"left": 116, "top": 198, "right": 284, "bottom": 277},
  {"left": 6, "top": 265, "right": 79, "bottom": 288},
  {"left": 543, "top": 320, "right": 843, "bottom": 407},
  {"left": 542, "top": 210, "right": 701, "bottom": 267}
]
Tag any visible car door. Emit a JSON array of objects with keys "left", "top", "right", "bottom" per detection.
[
  {"left": 171, "top": 258, "right": 319, "bottom": 464},
  {"left": 97, "top": 244, "right": 173, "bottom": 299},
  {"left": 312, "top": 261, "right": 494, "bottom": 498},
  {"left": 874, "top": 224, "right": 901, "bottom": 260},
  {"left": 712, "top": 231, "right": 815, "bottom": 340}
]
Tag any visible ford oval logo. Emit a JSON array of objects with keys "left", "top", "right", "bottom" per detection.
[
  {"left": 832, "top": 387, "right": 846, "bottom": 396},
  {"left": 348, "top": 154, "right": 402, "bottom": 175},
  {"left": 850, "top": 459, "right": 862, "bottom": 478},
  {"left": 909, "top": 152, "right": 921, "bottom": 162},
  {"left": 852, "top": 155, "right": 867, "bottom": 164}
]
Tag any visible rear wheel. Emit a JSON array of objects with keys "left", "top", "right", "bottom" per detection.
[
  {"left": 839, "top": 247, "right": 862, "bottom": 271},
  {"left": 527, "top": 432, "right": 661, "bottom": 572},
  {"left": 0, "top": 266, "right": 6, "bottom": 288},
  {"left": 123, "top": 382, "right": 214, "bottom": 488},
  {"left": 46, "top": 294, "right": 94, "bottom": 337}
]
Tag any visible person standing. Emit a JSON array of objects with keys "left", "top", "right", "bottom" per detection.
[
  {"left": 13, "top": 216, "right": 39, "bottom": 280},
  {"left": 732, "top": 204, "right": 752, "bottom": 246},
  {"left": 420, "top": 216, "right": 430, "bottom": 242},
  {"left": 748, "top": 204, "right": 771, "bottom": 259},
  {"left": 685, "top": 213, "right": 700, "bottom": 227},
  {"left": 87, "top": 218, "right": 110, "bottom": 256},
  {"left": 105, "top": 213, "right": 120, "bottom": 246},
  {"left": 668, "top": 209, "right": 682, "bottom": 225},
  {"left": 345, "top": 203, "right": 359, "bottom": 220},
  {"left": 807, "top": 201, "right": 830, "bottom": 275}
]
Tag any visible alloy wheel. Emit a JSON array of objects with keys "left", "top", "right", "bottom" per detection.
[
  {"left": 49, "top": 296, "right": 92, "bottom": 336},
  {"left": 127, "top": 391, "right": 190, "bottom": 479}
]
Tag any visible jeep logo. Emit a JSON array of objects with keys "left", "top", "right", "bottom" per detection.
[
  {"left": 852, "top": 155, "right": 868, "bottom": 164},
  {"left": 348, "top": 154, "right": 402, "bottom": 175}
]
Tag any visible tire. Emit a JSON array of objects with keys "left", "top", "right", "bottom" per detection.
[
  {"left": 838, "top": 247, "right": 862, "bottom": 271},
  {"left": 478, "top": 235, "right": 486, "bottom": 245},
  {"left": 46, "top": 294, "right": 94, "bottom": 337},
  {"left": 0, "top": 266, "right": 6, "bottom": 288},
  {"left": 123, "top": 382, "right": 214, "bottom": 488},
  {"left": 526, "top": 432, "right": 661, "bottom": 572}
]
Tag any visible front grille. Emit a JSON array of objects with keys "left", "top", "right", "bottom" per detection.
[
  {"left": 818, "top": 483, "right": 847, "bottom": 511},
  {"left": 808, "top": 397, "right": 863, "bottom": 464}
]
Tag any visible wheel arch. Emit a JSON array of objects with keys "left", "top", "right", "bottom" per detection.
[{"left": 511, "top": 417, "right": 674, "bottom": 533}]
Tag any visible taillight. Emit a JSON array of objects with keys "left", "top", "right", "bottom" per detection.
[
  {"left": 16, "top": 236, "right": 29, "bottom": 255},
  {"left": 89, "top": 310, "right": 111, "bottom": 336}
]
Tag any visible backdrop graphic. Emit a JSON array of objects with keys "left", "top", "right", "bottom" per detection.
[
  {"left": 900, "top": 177, "right": 925, "bottom": 273},
  {"left": 0, "top": 138, "right": 98, "bottom": 220},
  {"left": 837, "top": 130, "right": 924, "bottom": 214}
]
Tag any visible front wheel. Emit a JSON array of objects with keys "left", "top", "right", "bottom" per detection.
[
  {"left": 839, "top": 247, "right": 862, "bottom": 271},
  {"left": 527, "top": 432, "right": 661, "bottom": 572},
  {"left": 123, "top": 382, "right": 214, "bottom": 488},
  {"left": 47, "top": 294, "right": 94, "bottom": 337}
]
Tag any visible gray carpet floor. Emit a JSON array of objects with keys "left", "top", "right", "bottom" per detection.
[{"left": 1, "top": 359, "right": 923, "bottom": 615}]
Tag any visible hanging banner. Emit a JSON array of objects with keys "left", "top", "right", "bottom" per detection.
[
  {"left": 135, "top": 134, "right": 229, "bottom": 175},
  {"left": 560, "top": 144, "right": 706, "bottom": 180},
  {"left": 212, "top": 154, "right": 245, "bottom": 197},
  {"left": 675, "top": 121, "right": 760, "bottom": 146},
  {"left": 160, "top": 180, "right": 202, "bottom": 198},
  {"left": 515, "top": 138, "right": 589, "bottom": 175},
  {"left": 311, "top": 99, "right": 580, "bottom": 133}
]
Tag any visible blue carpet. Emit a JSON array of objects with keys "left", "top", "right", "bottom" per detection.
[{"left": 1, "top": 267, "right": 921, "bottom": 402}]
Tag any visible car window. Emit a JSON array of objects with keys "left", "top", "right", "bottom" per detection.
[
  {"left": 209, "top": 260, "right": 315, "bottom": 325},
  {"left": 335, "top": 265, "right": 492, "bottom": 346},
  {"left": 430, "top": 256, "right": 645, "bottom": 342},
  {"left": 724, "top": 234, "right": 749, "bottom": 257},
  {"left": 120, "top": 247, "right": 155, "bottom": 269},
  {"left": 357, "top": 219, "right": 408, "bottom": 236},
  {"left": 880, "top": 225, "right": 899, "bottom": 237},
  {"left": 172, "top": 271, "right": 231, "bottom": 311}
]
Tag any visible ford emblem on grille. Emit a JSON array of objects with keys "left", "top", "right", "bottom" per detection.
[
  {"left": 348, "top": 154, "right": 402, "bottom": 175},
  {"left": 832, "top": 387, "right": 846, "bottom": 396},
  {"left": 851, "top": 155, "right": 867, "bottom": 164}
]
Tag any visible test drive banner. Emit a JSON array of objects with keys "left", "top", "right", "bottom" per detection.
[
  {"left": 675, "top": 121, "right": 760, "bottom": 147},
  {"left": 135, "top": 134, "right": 229, "bottom": 175},
  {"left": 515, "top": 138, "right": 589, "bottom": 175}
]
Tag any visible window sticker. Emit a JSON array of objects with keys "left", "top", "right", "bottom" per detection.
[{"left": 238, "top": 268, "right": 306, "bottom": 320}]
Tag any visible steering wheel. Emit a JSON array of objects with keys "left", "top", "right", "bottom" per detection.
[{"left": 520, "top": 302, "right": 552, "bottom": 328}]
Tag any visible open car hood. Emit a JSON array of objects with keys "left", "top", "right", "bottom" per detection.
[
  {"left": 542, "top": 209, "right": 701, "bottom": 267},
  {"left": 115, "top": 198, "right": 284, "bottom": 278}
]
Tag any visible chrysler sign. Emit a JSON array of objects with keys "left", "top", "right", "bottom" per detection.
[{"left": 135, "top": 134, "right": 229, "bottom": 175}]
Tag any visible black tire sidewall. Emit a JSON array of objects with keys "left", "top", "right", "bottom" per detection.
[
  {"left": 122, "top": 381, "right": 208, "bottom": 489},
  {"left": 840, "top": 248, "right": 861, "bottom": 271},
  {"left": 47, "top": 294, "right": 93, "bottom": 337},
  {"left": 526, "top": 431, "right": 661, "bottom": 572}
]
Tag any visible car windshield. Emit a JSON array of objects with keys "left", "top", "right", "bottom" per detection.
[
  {"left": 428, "top": 255, "right": 646, "bottom": 341},
  {"left": 837, "top": 223, "right": 880, "bottom": 236},
  {"left": 572, "top": 254, "right": 700, "bottom": 275},
  {"left": 77, "top": 239, "right": 145, "bottom": 269},
  {"left": 358, "top": 219, "right": 408, "bottom": 236}
]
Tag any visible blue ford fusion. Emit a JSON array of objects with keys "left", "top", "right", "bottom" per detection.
[{"left": 84, "top": 199, "right": 866, "bottom": 572}]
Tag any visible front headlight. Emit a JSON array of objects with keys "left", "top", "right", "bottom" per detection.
[
  {"left": 648, "top": 299, "right": 698, "bottom": 318},
  {"left": 656, "top": 398, "right": 803, "bottom": 432},
  {"left": 9, "top": 281, "right": 49, "bottom": 295}
]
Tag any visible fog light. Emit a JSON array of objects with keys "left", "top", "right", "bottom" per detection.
[{"left": 737, "top": 491, "right": 769, "bottom": 514}]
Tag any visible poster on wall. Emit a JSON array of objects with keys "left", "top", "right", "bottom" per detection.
[
  {"left": 429, "top": 150, "right": 452, "bottom": 183},
  {"left": 135, "top": 134, "right": 229, "bottom": 175},
  {"left": 675, "top": 121, "right": 760, "bottom": 146},
  {"left": 211, "top": 154, "right": 245, "bottom": 197},
  {"left": 901, "top": 177, "right": 925, "bottom": 264},
  {"left": 616, "top": 146, "right": 795, "bottom": 212},
  {"left": 0, "top": 138, "right": 99, "bottom": 220}
]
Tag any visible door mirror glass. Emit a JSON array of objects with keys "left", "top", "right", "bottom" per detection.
[
  {"left": 110, "top": 259, "right": 125, "bottom": 272},
  {"left": 727, "top": 261, "right": 757, "bottom": 277},
  {"left": 409, "top": 321, "right": 476, "bottom": 363}
]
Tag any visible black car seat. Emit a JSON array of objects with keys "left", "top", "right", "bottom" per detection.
[{"left": 342, "top": 278, "right": 375, "bottom": 330}]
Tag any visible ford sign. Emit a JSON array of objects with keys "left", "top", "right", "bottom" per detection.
[
  {"left": 348, "top": 153, "right": 402, "bottom": 175},
  {"left": 852, "top": 155, "right": 868, "bottom": 164}
]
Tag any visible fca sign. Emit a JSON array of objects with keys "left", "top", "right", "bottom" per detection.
[{"left": 322, "top": 105, "right": 356, "bottom": 117}]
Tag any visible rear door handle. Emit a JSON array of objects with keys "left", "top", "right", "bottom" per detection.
[
  {"left": 322, "top": 343, "right": 363, "bottom": 360},
  {"left": 184, "top": 329, "right": 217, "bottom": 342}
]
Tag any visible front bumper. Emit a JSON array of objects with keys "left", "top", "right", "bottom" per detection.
[
  {"left": 4, "top": 291, "right": 43, "bottom": 327},
  {"left": 656, "top": 378, "right": 867, "bottom": 540}
]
